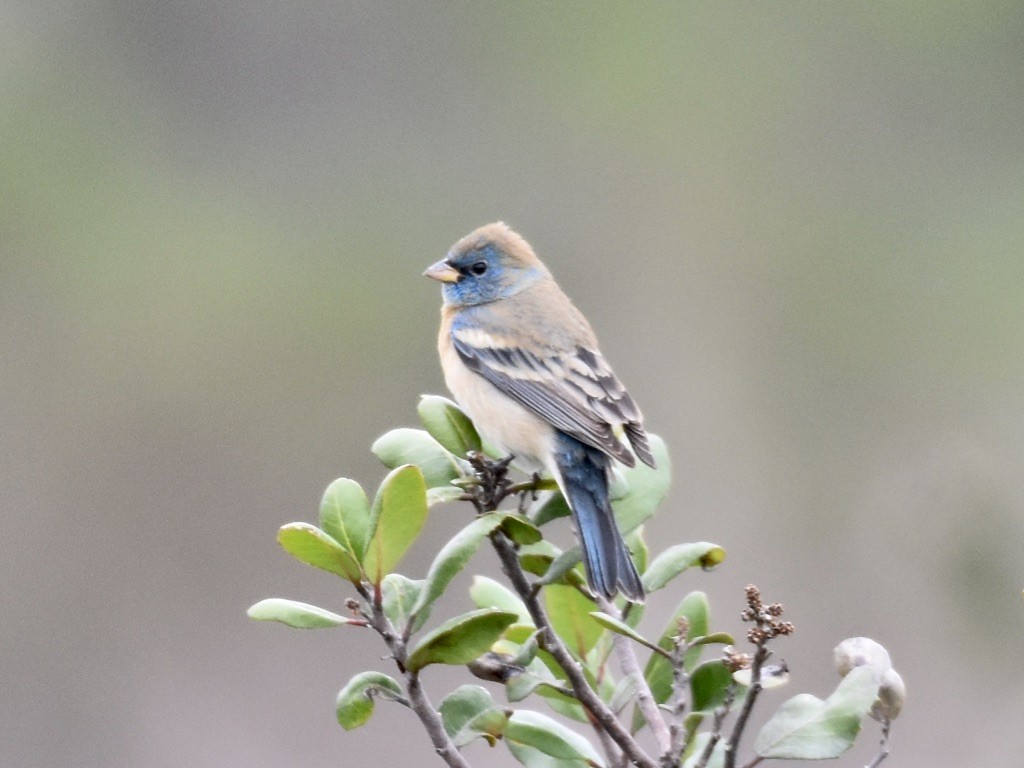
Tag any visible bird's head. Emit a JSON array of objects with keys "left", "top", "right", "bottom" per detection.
[{"left": 425, "top": 222, "right": 550, "bottom": 307}]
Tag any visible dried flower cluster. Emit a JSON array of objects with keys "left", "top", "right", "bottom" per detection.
[{"left": 741, "top": 584, "right": 795, "bottom": 645}]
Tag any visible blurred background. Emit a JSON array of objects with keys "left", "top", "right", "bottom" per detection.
[{"left": 2, "top": 3, "right": 1022, "bottom": 766}]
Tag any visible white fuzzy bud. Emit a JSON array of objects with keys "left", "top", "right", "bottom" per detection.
[{"left": 833, "top": 636, "right": 892, "bottom": 677}]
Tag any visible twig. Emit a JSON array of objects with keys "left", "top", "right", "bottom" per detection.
[
  {"left": 693, "top": 681, "right": 737, "bottom": 768},
  {"left": 406, "top": 671, "right": 473, "bottom": 768},
  {"left": 355, "top": 584, "right": 472, "bottom": 768},
  {"left": 723, "top": 585, "right": 794, "bottom": 768},
  {"left": 722, "top": 643, "right": 768, "bottom": 768},
  {"left": 467, "top": 453, "right": 656, "bottom": 768},
  {"left": 490, "top": 531, "right": 658, "bottom": 768},
  {"left": 661, "top": 627, "right": 692, "bottom": 767},
  {"left": 596, "top": 596, "right": 672, "bottom": 756},
  {"left": 585, "top": 708, "right": 622, "bottom": 768},
  {"left": 865, "top": 719, "right": 892, "bottom": 768}
]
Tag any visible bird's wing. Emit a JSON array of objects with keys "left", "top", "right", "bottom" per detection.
[{"left": 451, "top": 327, "right": 655, "bottom": 467}]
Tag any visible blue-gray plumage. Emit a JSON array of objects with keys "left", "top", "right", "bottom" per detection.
[{"left": 425, "top": 222, "right": 654, "bottom": 601}]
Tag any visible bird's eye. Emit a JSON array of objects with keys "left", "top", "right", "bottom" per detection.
[{"left": 469, "top": 261, "right": 488, "bottom": 276}]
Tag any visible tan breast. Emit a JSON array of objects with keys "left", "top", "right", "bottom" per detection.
[{"left": 438, "top": 307, "right": 553, "bottom": 471}]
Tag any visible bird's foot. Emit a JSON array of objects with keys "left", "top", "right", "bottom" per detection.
[{"left": 465, "top": 452, "right": 515, "bottom": 512}]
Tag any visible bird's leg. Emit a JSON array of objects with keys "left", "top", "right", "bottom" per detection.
[
  {"left": 517, "top": 472, "right": 543, "bottom": 514},
  {"left": 491, "top": 455, "right": 514, "bottom": 506}
]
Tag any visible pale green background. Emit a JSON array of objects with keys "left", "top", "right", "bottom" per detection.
[{"left": 2, "top": 3, "right": 1022, "bottom": 767}]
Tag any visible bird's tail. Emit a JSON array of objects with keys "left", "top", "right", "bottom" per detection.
[{"left": 552, "top": 433, "right": 644, "bottom": 602}]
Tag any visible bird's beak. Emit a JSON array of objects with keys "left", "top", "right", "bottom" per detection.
[{"left": 424, "top": 259, "right": 460, "bottom": 283}]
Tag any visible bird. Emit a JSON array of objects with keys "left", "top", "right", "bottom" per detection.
[{"left": 424, "top": 222, "right": 655, "bottom": 601}]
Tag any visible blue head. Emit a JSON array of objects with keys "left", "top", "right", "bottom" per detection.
[{"left": 425, "top": 222, "right": 549, "bottom": 307}]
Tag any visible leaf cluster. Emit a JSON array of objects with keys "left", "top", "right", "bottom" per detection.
[{"left": 249, "top": 396, "right": 895, "bottom": 768}]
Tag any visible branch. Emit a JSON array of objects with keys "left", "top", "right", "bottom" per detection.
[
  {"left": 661, "top": 630, "right": 692, "bottom": 767},
  {"left": 693, "top": 681, "right": 737, "bottom": 768},
  {"left": 585, "top": 708, "right": 622, "bottom": 768},
  {"left": 490, "top": 531, "right": 658, "bottom": 768},
  {"left": 356, "top": 584, "right": 472, "bottom": 768},
  {"left": 722, "top": 643, "right": 768, "bottom": 768},
  {"left": 406, "top": 671, "right": 473, "bottom": 768},
  {"left": 723, "top": 585, "right": 794, "bottom": 768},
  {"left": 596, "top": 596, "right": 671, "bottom": 755}
]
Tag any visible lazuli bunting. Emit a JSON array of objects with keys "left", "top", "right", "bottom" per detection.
[{"left": 425, "top": 222, "right": 655, "bottom": 601}]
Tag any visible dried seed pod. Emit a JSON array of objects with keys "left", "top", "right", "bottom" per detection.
[{"left": 871, "top": 667, "right": 906, "bottom": 722}]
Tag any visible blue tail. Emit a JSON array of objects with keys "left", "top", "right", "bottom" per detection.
[{"left": 552, "top": 432, "right": 644, "bottom": 601}]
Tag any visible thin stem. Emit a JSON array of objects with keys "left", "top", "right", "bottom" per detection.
[
  {"left": 722, "top": 644, "right": 769, "bottom": 768},
  {"left": 490, "top": 532, "right": 658, "bottom": 768},
  {"left": 586, "top": 709, "right": 622, "bottom": 768},
  {"left": 694, "top": 682, "right": 737, "bottom": 768},
  {"left": 406, "top": 671, "right": 473, "bottom": 768},
  {"left": 739, "top": 757, "right": 764, "bottom": 768},
  {"left": 865, "top": 719, "right": 892, "bottom": 768},
  {"left": 661, "top": 640, "right": 691, "bottom": 767},
  {"left": 596, "top": 596, "right": 671, "bottom": 756},
  {"left": 356, "top": 582, "right": 471, "bottom": 768}
]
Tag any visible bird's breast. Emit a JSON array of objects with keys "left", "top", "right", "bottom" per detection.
[{"left": 438, "top": 312, "right": 552, "bottom": 473}]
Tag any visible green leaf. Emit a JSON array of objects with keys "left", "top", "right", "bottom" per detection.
[
  {"left": 681, "top": 713, "right": 706, "bottom": 757},
  {"left": 510, "top": 632, "right": 540, "bottom": 667},
  {"left": 439, "top": 685, "right": 509, "bottom": 747},
  {"left": 470, "top": 575, "right": 533, "bottom": 625},
  {"left": 754, "top": 666, "right": 880, "bottom": 759},
  {"left": 418, "top": 395, "right": 482, "bottom": 457},
  {"left": 427, "top": 485, "right": 465, "bottom": 506},
  {"left": 247, "top": 598, "right": 352, "bottom": 629},
  {"left": 277, "top": 522, "right": 362, "bottom": 582},
  {"left": 503, "top": 624, "right": 538, "bottom": 645},
  {"left": 642, "top": 542, "right": 726, "bottom": 593},
  {"left": 371, "top": 428, "right": 465, "bottom": 488},
  {"left": 544, "top": 584, "right": 601, "bottom": 660},
  {"left": 505, "top": 710, "right": 605, "bottom": 766},
  {"left": 634, "top": 591, "right": 710, "bottom": 732},
  {"left": 505, "top": 669, "right": 549, "bottom": 703},
  {"left": 318, "top": 478, "right": 372, "bottom": 563},
  {"left": 689, "top": 632, "right": 735, "bottom": 648},
  {"left": 381, "top": 574, "right": 427, "bottom": 633},
  {"left": 589, "top": 612, "right": 665, "bottom": 656},
  {"left": 611, "top": 434, "right": 671, "bottom": 533},
  {"left": 690, "top": 660, "right": 733, "bottom": 712},
  {"left": 536, "top": 545, "right": 583, "bottom": 586},
  {"left": 505, "top": 656, "right": 588, "bottom": 723},
  {"left": 410, "top": 514, "right": 506, "bottom": 623},
  {"left": 406, "top": 609, "right": 518, "bottom": 672},
  {"left": 517, "top": 539, "right": 564, "bottom": 577},
  {"left": 500, "top": 514, "right": 543, "bottom": 545},
  {"left": 608, "top": 465, "right": 629, "bottom": 498},
  {"left": 539, "top": 695, "right": 589, "bottom": 725},
  {"left": 363, "top": 465, "right": 429, "bottom": 584},
  {"left": 682, "top": 732, "right": 725, "bottom": 768},
  {"left": 335, "top": 671, "right": 405, "bottom": 730},
  {"left": 529, "top": 490, "right": 571, "bottom": 527},
  {"left": 625, "top": 526, "right": 649, "bottom": 575}
]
